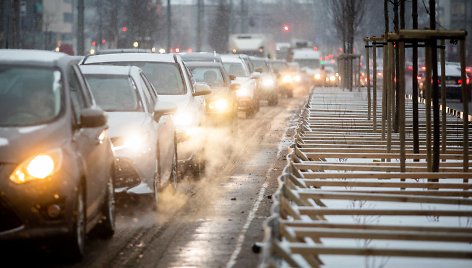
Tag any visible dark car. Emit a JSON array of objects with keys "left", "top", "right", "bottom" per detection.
[
  {"left": 249, "top": 56, "right": 279, "bottom": 106},
  {"left": 185, "top": 61, "right": 239, "bottom": 131},
  {"left": 0, "top": 50, "right": 115, "bottom": 261}
]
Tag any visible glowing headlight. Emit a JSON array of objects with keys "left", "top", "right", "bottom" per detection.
[
  {"left": 261, "top": 77, "right": 276, "bottom": 88},
  {"left": 209, "top": 99, "right": 229, "bottom": 113},
  {"left": 294, "top": 75, "right": 301, "bottom": 82},
  {"left": 10, "top": 149, "right": 63, "bottom": 184},
  {"left": 173, "top": 110, "right": 195, "bottom": 127},
  {"left": 236, "top": 86, "right": 251, "bottom": 97},
  {"left": 329, "top": 76, "right": 336, "bottom": 82},
  {"left": 314, "top": 73, "right": 321, "bottom": 80},
  {"left": 112, "top": 133, "right": 149, "bottom": 153},
  {"left": 282, "top": 75, "right": 292, "bottom": 83}
]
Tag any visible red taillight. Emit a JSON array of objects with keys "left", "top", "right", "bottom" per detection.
[
  {"left": 417, "top": 76, "right": 422, "bottom": 81},
  {"left": 407, "top": 66, "right": 413, "bottom": 71},
  {"left": 458, "top": 79, "right": 462, "bottom": 85},
  {"left": 467, "top": 78, "right": 471, "bottom": 85}
]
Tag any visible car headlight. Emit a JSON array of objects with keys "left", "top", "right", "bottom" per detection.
[
  {"left": 236, "top": 86, "right": 252, "bottom": 97},
  {"left": 173, "top": 110, "right": 195, "bottom": 128},
  {"left": 112, "top": 133, "right": 150, "bottom": 153},
  {"left": 261, "top": 77, "right": 276, "bottom": 88},
  {"left": 294, "top": 75, "right": 301, "bottom": 82},
  {"left": 282, "top": 75, "right": 292, "bottom": 83},
  {"left": 329, "top": 75, "right": 336, "bottom": 82},
  {"left": 209, "top": 99, "right": 229, "bottom": 113},
  {"left": 10, "top": 149, "right": 63, "bottom": 184},
  {"left": 314, "top": 73, "right": 321, "bottom": 80}
]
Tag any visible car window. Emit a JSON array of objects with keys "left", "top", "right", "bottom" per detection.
[
  {"left": 189, "top": 67, "right": 225, "bottom": 88},
  {"left": 0, "top": 66, "right": 62, "bottom": 126},
  {"left": 223, "top": 62, "right": 248, "bottom": 77},
  {"left": 83, "top": 74, "right": 143, "bottom": 112}
]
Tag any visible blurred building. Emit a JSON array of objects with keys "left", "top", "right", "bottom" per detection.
[
  {"left": 1, "top": 0, "right": 74, "bottom": 52},
  {"left": 437, "top": 0, "right": 471, "bottom": 63}
]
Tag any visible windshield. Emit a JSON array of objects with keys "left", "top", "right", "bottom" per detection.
[
  {"left": 0, "top": 66, "right": 62, "bottom": 127},
  {"left": 84, "top": 74, "right": 143, "bottom": 112},
  {"left": 223, "top": 62, "right": 248, "bottom": 77},
  {"left": 96, "top": 61, "right": 186, "bottom": 95},
  {"left": 295, "top": 59, "right": 320, "bottom": 70},
  {"left": 252, "top": 60, "right": 270, "bottom": 72},
  {"left": 188, "top": 66, "right": 226, "bottom": 88}
]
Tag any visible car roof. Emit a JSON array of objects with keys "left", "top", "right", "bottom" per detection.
[
  {"left": 220, "top": 55, "right": 244, "bottom": 63},
  {"left": 83, "top": 52, "right": 178, "bottom": 64},
  {"left": 184, "top": 62, "right": 222, "bottom": 68},
  {"left": 79, "top": 64, "right": 138, "bottom": 76},
  {"left": 180, "top": 52, "right": 222, "bottom": 62},
  {"left": 0, "top": 49, "right": 73, "bottom": 67}
]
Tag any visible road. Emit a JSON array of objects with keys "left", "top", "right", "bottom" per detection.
[{"left": 1, "top": 89, "right": 307, "bottom": 267}]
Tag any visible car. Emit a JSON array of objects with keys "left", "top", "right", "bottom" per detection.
[
  {"left": 221, "top": 54, "right": 260, "bottom": 117},
  {"left": 268, "top": 59, "right": 296, "bottom": 97},
  {"left": 80, "top": 52, "right": 211, "bottom": 177},
  {"left": 185, "top": 62, "right": 239, "bottom": 131},
  {"left": 249, "top": 56, "right": 278, "bottom": 106},
  {"left": 0, "top": 49, "right": 115, "bottom": 260},
  {"left": 79, "top": 65, "right": 177, "bottom": 205},
  {"left": 420, "top": 62, "right": 472, "bottom": 101}
]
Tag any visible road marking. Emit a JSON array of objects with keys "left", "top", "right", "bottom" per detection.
[
  {"left": 226, "top": 180, "right": 268, "bottom": 268},
  {"left": 226, "top": 124, "right": 291, "bottom": 268}
]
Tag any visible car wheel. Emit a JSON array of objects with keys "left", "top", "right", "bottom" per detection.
[
  {"left": 192, "top": 150, "right": 206, "bottom": 179},
  {"left": 94, "top": 170, "right": 115, "bottom": 238},
  {"left": 61, "top": 184, "right": 86, "bottom": 262}
]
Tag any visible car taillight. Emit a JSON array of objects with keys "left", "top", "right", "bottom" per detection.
[
  {"left": 467, "top": 78, "right": 470, "bottom": 85},
  {"left": 417, "top": 76, "right": 422, "bottom": 81}
]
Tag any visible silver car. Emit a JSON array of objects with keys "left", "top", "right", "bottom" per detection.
[
  {"left": 79, "top": 65, "right": 177, "bottom": 206},
  {"left": 81, "top": 52, "right": 211, "bottom": 178}
]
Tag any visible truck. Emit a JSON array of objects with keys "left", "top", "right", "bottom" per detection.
[{"left": 228, "top": 34, "right": 276, "bottom": 59}]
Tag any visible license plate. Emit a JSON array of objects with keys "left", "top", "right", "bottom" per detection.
[{"left": 446, "top": 80, "right": 456, "bottom": 85}]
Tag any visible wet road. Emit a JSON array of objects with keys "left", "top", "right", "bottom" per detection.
[{"left": 2, "top": 89, "right": 307, "bottom": 267}]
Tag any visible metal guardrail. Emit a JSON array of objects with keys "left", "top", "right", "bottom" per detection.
[{"left": 260, "top": 88, "right": 472, "bottom": 267}]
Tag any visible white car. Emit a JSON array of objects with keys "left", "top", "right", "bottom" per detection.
[
  {"left": 221, "top": 55, "right": 259, "bottom": 117},
  {"left": 81, "top": 52, "right": 211, "bottom": 177},
  {"left": 80, "top": 65, "right": 177, "bottom": 206}
]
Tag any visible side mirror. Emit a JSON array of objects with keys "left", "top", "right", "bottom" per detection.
[
  {"left": 229, "top": 74, "right": 236, "bottom": 81},
  {"left": 154, "top": 101, "right": 177, "bottom": 122},
  {"left": 81, "top": 107, "right": 107, "bottom": 128},
  {"left": 193, "top": 82, "right": 212, "bottom": 96},
  {"left": 230, "top": 83, "right": 240, "bottom": 91},
  {"left": 250, "top": 72, "right": 261, "bottom": 79}
]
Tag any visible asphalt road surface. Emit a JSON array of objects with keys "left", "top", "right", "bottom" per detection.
[{"left": 1, "top": 89, "right": 307, "bottom": 268}]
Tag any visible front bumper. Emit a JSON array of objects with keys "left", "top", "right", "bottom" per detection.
[
  {"left": 0, "top": 163, "right": 80, "bottom": 240},
  {"left": 113, "top": 147, "right": 156, "bottom": 195}
]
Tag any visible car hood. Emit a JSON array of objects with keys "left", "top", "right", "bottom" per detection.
[
  {"left": 158, "top": 95, "right": 189, "bottom": 108},
  {"left": 106, "top": 112, "right": 151, "bottom": 138},
  {"left": 0, "top": 120, "right": 69, "bottom": 164}
]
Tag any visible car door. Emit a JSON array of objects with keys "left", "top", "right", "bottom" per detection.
[
  {"left": 140, "top": 73, "right": 174, "bottom": 182},
  {"left": 69, "top": 64, "right": 109, "bottom": 217}
]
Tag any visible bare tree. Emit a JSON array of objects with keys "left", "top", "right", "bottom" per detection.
[
  {"left": 208, "top": 0, "right": 231, "bottom": 53},
  {"left": 325, "top": 0, "right": 366, "bottom": 54}
]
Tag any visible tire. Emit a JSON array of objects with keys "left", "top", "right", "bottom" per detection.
[
  {"left": 94, "top": 171, "right": 115, "bottom": 238},
  {"left": 192, "top": 150, "right": 206, "bottom": 179},
  {"left": 61, "top": 184, "right": 86, "bottom": 262}
]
